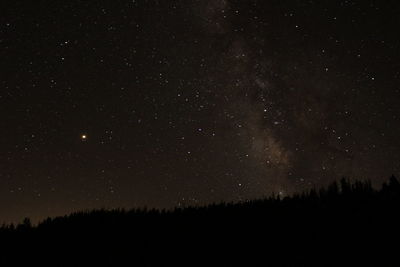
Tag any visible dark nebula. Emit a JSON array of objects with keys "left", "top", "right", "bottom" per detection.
[{"left": 1, "top": 0, "right": 400, "bottom": 223}]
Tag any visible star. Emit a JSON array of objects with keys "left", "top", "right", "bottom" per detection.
[{"left": 0, "top": 0, "right": 398, "bottom": 224}]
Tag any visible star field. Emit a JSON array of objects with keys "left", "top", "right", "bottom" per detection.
[{"left": 1, "top": 0, "right": 400, "bottom": 223}]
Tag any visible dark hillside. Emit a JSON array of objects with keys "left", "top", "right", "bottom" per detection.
[{"left": 1, "top": 177, "right": 400, "bottom": 266}]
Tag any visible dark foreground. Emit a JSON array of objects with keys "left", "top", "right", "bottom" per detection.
[{"left": 1, "top": 177, "right": 400, "bottom": 266}]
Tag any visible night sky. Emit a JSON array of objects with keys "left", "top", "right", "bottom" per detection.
[{"left": 1, "top": 0, "right": 400, "bottom": 223}]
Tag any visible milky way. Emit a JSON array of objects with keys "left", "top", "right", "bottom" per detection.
[{"left": 1, "top": 0, "right": 400, "bottom": 222}]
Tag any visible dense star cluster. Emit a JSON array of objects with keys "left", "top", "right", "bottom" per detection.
[{"left": 1, "top": 0, "right": 400, "bottom": 223}]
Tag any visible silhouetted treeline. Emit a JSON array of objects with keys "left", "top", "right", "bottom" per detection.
[{"left": 1, "top": 176, "right": 400, "bottom": 266}]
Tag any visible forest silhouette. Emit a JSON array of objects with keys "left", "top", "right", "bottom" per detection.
[{"left": 1, "top": 176, "right": 400, "bottom": 266}]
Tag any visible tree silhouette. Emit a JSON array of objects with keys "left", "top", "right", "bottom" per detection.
[{"left": 0, "top": 176, "right": 399, "bottom": 266}]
